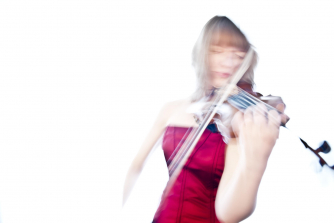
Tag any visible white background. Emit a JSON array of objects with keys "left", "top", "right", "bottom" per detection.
[{"left": 0, "top": 1, "right": 334, "bottom": 223}]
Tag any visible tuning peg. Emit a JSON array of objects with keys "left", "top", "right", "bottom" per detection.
[
  {"left": 299, "top": 139, "right": 334, "bottom": 169},
  {"left": 317, "top": 141, "right": 331, "bottom": 154}
]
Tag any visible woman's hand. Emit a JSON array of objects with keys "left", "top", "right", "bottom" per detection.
[{"left": 231, "top": 104, "right": 281, "bottom": 169}]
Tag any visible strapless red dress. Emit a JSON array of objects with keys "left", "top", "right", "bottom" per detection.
[{"left": 153, "top": 126, "right": 226, "bottom": 223}]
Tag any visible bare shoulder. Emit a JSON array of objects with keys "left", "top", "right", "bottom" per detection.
[
  {"left": 162, "top": 97, "right": 197, "bottom": 127},
  {"left": 157, "top": 98, "right": 190, "bottom": 126},
  {"left": 161, "top": 98, "right": 190, "bottom": 115}
]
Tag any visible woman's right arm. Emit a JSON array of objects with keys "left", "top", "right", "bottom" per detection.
[{"left": 122, "top": 101, "right": 180, "bottom": 206}]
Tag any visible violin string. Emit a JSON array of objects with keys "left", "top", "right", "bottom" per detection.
[
  {"left": 234, "top": 87, "right": 281, "bottom": 119},
  {"left": 236, "top": 88, "right": 275, "bottom": 110},
  {"left": 236, "top": 94, "right": 278, "bottom": 119}
]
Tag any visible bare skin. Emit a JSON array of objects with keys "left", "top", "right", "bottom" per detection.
[
  {"left": 123, "top": 45, "right": 284, "bottom": 222},
  {"left": 215, "top": 104, "right": 281, "bottom": 223}
]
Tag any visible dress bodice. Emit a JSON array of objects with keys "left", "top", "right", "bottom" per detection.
[{"left": 153, "top": 126, "right": 226, "bottom": 223}]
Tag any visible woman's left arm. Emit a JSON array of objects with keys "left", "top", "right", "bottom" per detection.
[{"left": 215, "top": 104, "right": 281, "bottom": 223}]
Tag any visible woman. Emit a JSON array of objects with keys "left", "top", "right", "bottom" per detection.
[{"left": 123, "top": 16, "right": 286, "bottom": 223}]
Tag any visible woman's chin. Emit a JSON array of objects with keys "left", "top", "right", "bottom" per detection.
[{"left": 211, "top": 80, "right": 228, "bottom": 89}]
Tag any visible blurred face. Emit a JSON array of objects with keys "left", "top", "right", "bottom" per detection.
[{"left": 208, "top": 44, "right": 246, "bottom": 88}]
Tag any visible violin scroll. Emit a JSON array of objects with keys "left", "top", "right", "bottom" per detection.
[{"left": 300, "top": 139, "right": 334, "bottom": 170}]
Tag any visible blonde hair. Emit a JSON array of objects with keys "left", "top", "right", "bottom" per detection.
[{"left": 191, "top": 16, "right": 258, "bottom": 101}]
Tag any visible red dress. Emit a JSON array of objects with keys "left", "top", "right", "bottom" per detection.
[{"left": 153, "top": 125, "right": 226, "bottom": 223}]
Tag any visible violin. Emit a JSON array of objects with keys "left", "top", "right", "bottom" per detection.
[
  {"left": 164, "top": 48, "right": 333, "bottom": 197},
  {"left": 195, "top": 81, "right": 333, "bottom": 170},
  {"left": 228, "top": 81, "right": 333, "bottom": 170}
]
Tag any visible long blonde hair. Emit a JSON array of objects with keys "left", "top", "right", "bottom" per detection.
[{"left": 191, "top": 16, "right": 258, "bottom": 101}]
